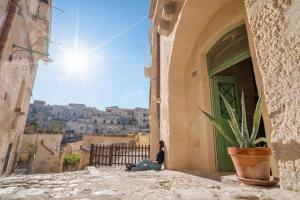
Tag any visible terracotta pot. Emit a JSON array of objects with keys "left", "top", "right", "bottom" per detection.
[{"left": 228, "top": 147, "right": 272, "bottom": 180}]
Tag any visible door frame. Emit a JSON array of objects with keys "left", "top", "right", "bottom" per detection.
[
  {"left": 208, "top": 50, "right": 250, "bottom": 77},
  {"left": 206, "top": 24, "right": 251, "bottom": 172}
]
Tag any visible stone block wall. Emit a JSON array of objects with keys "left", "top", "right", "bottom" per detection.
[
  {"left": 18, "top": 133, "right": 62, "bottom": 174},
  {"left": 0, "top": 0, "right": 51, "bottom": 175},
  {"left": 245, "top": 0, "right": 300, "bottom": 191}
]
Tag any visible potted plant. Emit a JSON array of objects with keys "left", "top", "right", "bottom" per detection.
[
  {"left": 200, "top": 92, "right": 272, "bottom": 181},
  {"left": 63, "top": 152, "right": 80, "bottom": 171}
]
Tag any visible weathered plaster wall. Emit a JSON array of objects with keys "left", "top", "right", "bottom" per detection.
[
  {"left": 245, "top": 0, "right": 300, "bottom": 191},
  {"left": 155, "top": 28, "right": 174, "bottom": 168},
  {"left": 137, "top": 133, "right": 150, "bottom": 146},
  {"left": 0, "top": 0, "right": 51, "bottom": 175},
  {"left": 82, "top": 134, "right": 146, "bottom": 148},
  {"left": 148, "top": 0, "right": 190, "bottom": 170},
  {"left": 19, "top": 133, "right": 62, "bottom": 173},
  {"left": 184, "top": 0, "right": 247, "bottom": 172},
  {"left": 166, "top": 0, "right": 251, "bottom": 171},
  {"left": 64, "top": 140, "right": 83, "bottom": 153},
  {"left": 149, "top": 27, "right": 160, "bottom": 160},
  {"left": 154, "top": 0, "right": 278, "bottom": 175},
  {"left": 161, "top": 29, "right": 190, "bottom": 169}
]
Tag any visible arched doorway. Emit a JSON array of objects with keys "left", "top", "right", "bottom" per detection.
[{"left": 207, "top": 24, "right": 266, "bottom": 172}]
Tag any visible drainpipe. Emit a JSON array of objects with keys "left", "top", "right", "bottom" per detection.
[{"left": 0, "top": 0, "right": 20, "bottom": 60}]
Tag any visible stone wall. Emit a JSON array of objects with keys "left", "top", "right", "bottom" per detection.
[
  {"left": 147, "top": 0, "right": 186, "bottom": 164},
  {"left": 0, "top": 0, "right": 51, "bottom": 175},
  {"left": 82, "top": 134, "right": 149, "bottom": 148},
  {"left": 18, "top": 133, "right": 62, "bottom": 174},
  {"left": 136, "top": 133, "right": 150, "bottom": 146},
  {"left": 245, "top": 0, "right": 300, "bottom": 191},
  {"left": 147, "top": 26, "right": 160, "bottom": 160}
]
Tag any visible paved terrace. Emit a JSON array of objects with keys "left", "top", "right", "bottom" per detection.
[{"left": 0, "top": 167, "right": 299, "bottom": 200}]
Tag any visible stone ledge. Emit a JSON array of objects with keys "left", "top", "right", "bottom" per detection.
[
  {"left": 221, "top": 175, "right": 282, "bottom": 190},
  {"left": 221, "top": 175, "right": 241, "bottom": 185}
]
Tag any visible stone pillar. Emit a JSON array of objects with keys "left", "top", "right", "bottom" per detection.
[
  {"left": 244, "top": 0, "right": 300, "bottom": 191},
  {"left": 148, "top": 27, "right": 160, "bottom": 160}
]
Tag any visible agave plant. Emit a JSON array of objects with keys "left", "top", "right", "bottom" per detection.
[{"left": 200, "top": 92, "right": 268, "bottom": 148}]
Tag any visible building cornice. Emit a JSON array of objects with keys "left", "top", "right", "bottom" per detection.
[
  {"left": 149, "top": 0, "right": 158, "bottom": 19},
  {"left": 149, "top": 0, "right": 185, "bottom": 36}
]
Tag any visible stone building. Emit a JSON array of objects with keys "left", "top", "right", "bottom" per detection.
[
  {"left": 134, "top": 107, "right": 150, "bottom": 129},
  {"left": 146, "top": 0, "right": 299, "bottom": 191},
  {"left": 27, "top": 101, "right": 149, "bottom": 143},
  {"left": 106, "top": 106, "right": 149, "bottom": 129},
  {"left": 0, "top": 0, "right": 52, "bottom": 175}
]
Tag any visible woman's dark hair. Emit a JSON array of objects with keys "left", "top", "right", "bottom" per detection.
[{"left": 158, "top": 140, "right": 164, "bottom": 149}]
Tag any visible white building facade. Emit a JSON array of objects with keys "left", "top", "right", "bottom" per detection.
[{"left": 27, "top": 101, "right": 150, "bottom": 143}]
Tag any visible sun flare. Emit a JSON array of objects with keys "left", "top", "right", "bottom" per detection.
[
  {"left": 56, "top": 45, "right": 101, "bottom": 81},
  {"left": 52, "top": 14, "right": 146, "bottom": 82},
  {"left": 64, "top": 50, "right": 88, "bottom": 72}
]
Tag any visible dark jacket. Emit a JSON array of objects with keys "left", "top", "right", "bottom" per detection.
[{"left": 156, "top": 149, "right": 164, "bottom": 164}]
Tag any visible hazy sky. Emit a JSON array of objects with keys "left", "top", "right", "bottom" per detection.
[{"left": 33, "top": 0, "right": 150, "bottom": 110}]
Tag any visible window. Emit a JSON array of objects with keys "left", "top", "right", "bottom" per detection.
[{"left": 111, "top": 120, "right": 113, "bottom": 124}]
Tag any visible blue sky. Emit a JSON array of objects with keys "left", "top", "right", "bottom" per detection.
[{"left": 33, "top": 0, "right": 150, "bottom": 110}]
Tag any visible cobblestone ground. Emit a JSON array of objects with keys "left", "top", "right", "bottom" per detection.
[{"left": 0, "top": 167, "right": 299, "bottom": 200}]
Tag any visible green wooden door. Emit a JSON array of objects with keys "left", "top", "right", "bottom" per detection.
[{"left": 212, "top": 76, "right": 241, "bottom": 172}]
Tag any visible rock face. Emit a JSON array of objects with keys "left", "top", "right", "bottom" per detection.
[
  {"left": 244, "top": 0, "right": 300, "bottom": 191},
  {"left": 0, "top": 167, "right": 299, "bottom": 200}
]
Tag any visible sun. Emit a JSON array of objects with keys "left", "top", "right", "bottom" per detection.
[
  {"left": 58, "top": 46, "right": 96, "bottom": 81},
  {"left": 64, "top": 50, "right": 87, "bottom": 71}
]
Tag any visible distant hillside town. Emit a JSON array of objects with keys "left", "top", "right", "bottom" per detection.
[{"left": 27, "top": 100, "right": 149, "bottom": 143}]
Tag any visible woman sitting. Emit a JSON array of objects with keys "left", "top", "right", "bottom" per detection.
[{"left": 125, "top": 140, "right": 164, "bottom": 171}]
